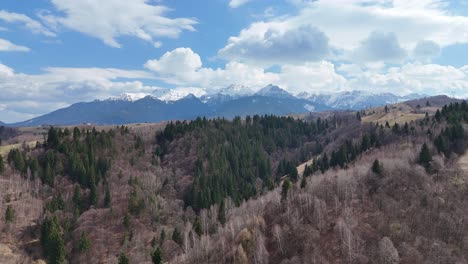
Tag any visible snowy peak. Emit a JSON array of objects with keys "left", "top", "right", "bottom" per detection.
[
  {"left": 107, "top": 93, "right": 150, "bottom": 102},
  {"left": 158, "top": 87, "right": 207, "bottom": 102},
  {"left": 217, "top": 84, "right": 253, "bottom": 96},
  {"left": 255, "top": 84, "right": 294, "bottom": 99}
]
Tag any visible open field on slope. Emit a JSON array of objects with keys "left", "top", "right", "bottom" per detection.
[
  {"left": 0, "top": 141, "right": 40, "bottom": 157},
  {"left": 361, "top": 103, "right": 436, "bottom": 125}
]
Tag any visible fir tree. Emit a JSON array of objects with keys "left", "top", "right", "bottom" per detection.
[
  {"left": 104, "top": 187, "right": 111, "bottom": 208},
  {"left": 218, "top": 199, "right": 226, "bottom": 225},
  {"left": 172, "top": 227, "right": 182, "bottom": 245},
  {"left": 78, "top": 231, "right": 91, "bottom": 253},
  {"left": 418, "top": 143, "right": 432, "bottom": 168},
  {"left": 118, "top": 253, "right": 130, "bottom": 264},
  {"left": 151, "top": 247, "right": 163, "bottom": 264},
  {"left": 5, "top": 205, "right": 14, "bottom": 223},
  {"left": 371, "top": 159, "right": 383, "bottom": 175},
  {"left": 0, "top": 155, "right": 4, "bottom": 174}
]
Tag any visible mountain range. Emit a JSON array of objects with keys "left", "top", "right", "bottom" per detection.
[{"left": 11, "top": 85, "right": 425, "bottom": 126}]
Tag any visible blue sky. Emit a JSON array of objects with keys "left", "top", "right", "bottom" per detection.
[{"left": 0, "top": 0, "right": 468, "bottom": 122}]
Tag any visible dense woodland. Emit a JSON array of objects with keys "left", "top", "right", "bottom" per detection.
[{"left": 0, "top": 100, "right": 467, "bottom": 263}]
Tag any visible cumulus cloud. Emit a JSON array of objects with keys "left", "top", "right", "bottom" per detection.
[
  {"left": 413, "top": 40, "right": 441, "bottom": 62},
  {"left": 220, "top": 0, "right": 468, "bottom": 65},
  {"left": 0, "top": 38, "right": 30, "bottom": 52},
  {"left": 219, "top": 25, "right": 329, "bottom": 65},
  {"left": 145, "top": 48, "right": 202, "bottom": 75},
  {"left": 346, "top": 63, "right": 468, "bottom": 96},
  {"left": 41, "top": 0, "right": 197, "bottom": 48},
  {"left": 0, "top": 64, "right": 160, "bottom": 123},
  {"left": 353, "top": 31, "right": 407, "bottom": 62},
  {"left": 0, "top": 10, "right": 55, "bottom": 36}
]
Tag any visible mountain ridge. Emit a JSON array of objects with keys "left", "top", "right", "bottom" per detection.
[{"left": 9, "top": 85, "right": 431, "bottom": 126}]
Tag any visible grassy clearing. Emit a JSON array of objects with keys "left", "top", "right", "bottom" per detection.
[{"left": 0, "top": 141, "right": 40, "bottom": 157}]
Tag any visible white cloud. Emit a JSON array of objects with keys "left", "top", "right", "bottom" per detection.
[
  {"left": 41, "top": 0, "right": 197, "bottom": 48},
  {"left": 346, "top": 63, "right": 468, "bottom": 97},
  {"left": 145, "top": 48, "right": 279, "bottom": 88},
  {"left": 145, "top": 48, "right": 202, "bottom": 75},
  {"left": 220, "top": 0, "right": 468, "bottom": 65},
  {"left": 229, "top": 0, "right": 252, "bottom": 8},
  {"left": 0, "top": 10, "right": 55, "bottom": 36},
  {"left": 352, "top": 31, "right": 407, "bottom": 62},
  {"left": 219, "top": 25, "right": 329, "bottom": 65},
  {"left": 277, "top": 61, "right": 347, "bottom": 94},
  {"left": 0, "top": 64, "right": 161, "bottom": 123},
  {"left": 0, "top": 38, "right": 30, "bottom": 52},
  {"left": 412, "top": 40, "right": 441, "bottom": 62}
]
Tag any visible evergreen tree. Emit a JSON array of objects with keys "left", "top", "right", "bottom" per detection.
[
  {"left": 151, "top": 247, "right": 163, "bottom": 264},
  {"left": 0, "top": 155, "right": 4, "bottom": 174},
  {"left": 193, "top": 217, "right": 202, "bottom": 236},
  {"left": 371, "top": 159, "right": 383, "bottom": 175},
  {"left": 172, "top": 227, "right": 182, "bottom": 245},
  {"left": 78, "top": 231, "right": 91, "bottom": 253},
  {"left": 5, "top": 205, "right": 14, "bottom": 223},
  {"left": 104, "top": 187, "right": 111, "bottom": 208},
  {"left": 418, "top": 143, "right": 432, "bottom": 168},
  {"left": 72, "top": 186, "right": 82, "bottom": 211},
  {"left": 218, "top": 199, "right": 226, "bottom": 225},
  {"left": 118, "top": 253, "right": 130, "bottom": 264},
  {"left": 40, "top": 217, "right": 66, "bottom": 264},
  {"left": 300, "top": 177, "right": 307, "bottom": 189},
  {"left": 435, "top": 109, "right": 442, "bottom": 122},
  {"left": 160, "top": 229, "right": 166, "bottom": 244},
  {"left": 281, "top": 179, "right": 291, "bottom": 201}
]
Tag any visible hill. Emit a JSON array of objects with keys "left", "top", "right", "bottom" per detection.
[{"left": 0, "top": 99, "right": 467, "bottom": 263}]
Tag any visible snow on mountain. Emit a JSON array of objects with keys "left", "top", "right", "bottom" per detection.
[
  {"left": 158, "top": 87, "right": 207, "bottom": 102},
  {"left": 254, "top": 84, "right": 295, "bottom": 99},
  {"left": 107, "top": 93, "right": 152, "bottom": 102},
  {"left": 216, "top": 84, "right": 253, "bottom": 96},
  {"left": 299, "top": 90, "right": 424, "bottom": 110}
]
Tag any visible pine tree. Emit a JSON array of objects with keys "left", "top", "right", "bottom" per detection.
[
  {"left": 41, "top": 217, "right": 66, "bottom": 264},
  {"left": 372, "top": 159, "right": 383, "bottom": 175},
  {"left": 0, "top": 155, "right": 4, "bottom": 174},
  {"left": 300, "top": 176, "right": 307, "bottom": 189},
  {"left": 218, "top": 199, "right": 226, "bottom": 225},
  {"left": 5, "top": 205, "right": 14, "bottom": 223},
  {"left": 151, "top": 247, "right": 163, "bottom": 264},
  {"left": 172, "top": 227, "right": 182, "bottom": 245},
  {"left": 435, "top": 109, "right": 442, "bottom": 122},
  {"left": 193, "top": 217, "right": 202, "bottom": 236},
  {"left": 118, "top": 253, "right": 130, "bottom": 264},
  {"left": 418, "top": 143, "right": 432, "bottom": 168},
  {"left": 104, "top": 187, "right": 111, "bottom": 208},
  {"left": 78, "top": 231, "right": 91, "bottom": 253},
  {"left": 160, "top": 229, "right": 166, "bottom": 244}
]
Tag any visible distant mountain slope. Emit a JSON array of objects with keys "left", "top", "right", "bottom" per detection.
[
  {"left": 10, "top": 85, "right": 432, "bottom": 126},
  {"left": 299, "top": 90, "right": 424, "bottom": 110}
]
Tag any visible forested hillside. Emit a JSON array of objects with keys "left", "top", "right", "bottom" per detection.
[{"left": 0, "top": 100, "right": 467, "bottom": 263}]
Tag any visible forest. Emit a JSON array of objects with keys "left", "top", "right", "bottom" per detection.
[{"left": 0, "top": 100, "right": 467, "bottom": 263}]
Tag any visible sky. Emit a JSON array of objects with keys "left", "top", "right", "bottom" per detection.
[{"left": 0, "top": 0, "right": 468, "bottom": 123}]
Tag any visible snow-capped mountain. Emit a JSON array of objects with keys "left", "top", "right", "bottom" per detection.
[
  {"left": 107, "top": 93, "right": 151, "bottom": 102},
  {"left": 158, "top": 87, "right": 207, "bottom": 102},
  {"left": 298, "top": 90, "right": 424, "bottom": 110},
  {"left": 10, "top": 84, "right": 431, "bottom": 126},
  {"left": 255, "top": 84, "right": 295, "bottom": 99}
]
